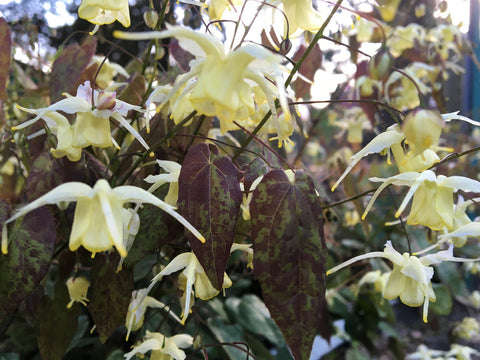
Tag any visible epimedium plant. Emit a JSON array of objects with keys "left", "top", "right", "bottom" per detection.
[{"left": 1, "top": 0, "right": 480, "bottom": 359}]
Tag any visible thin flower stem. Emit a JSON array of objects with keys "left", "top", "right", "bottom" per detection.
[
  {"left": 284, "top": 0, "right": 344, "bottom": 88},
  {"left": 233, "top": 121, "right": 294, "bottom": 171},
  {"left": 322, "top": 188, "right": 378, "bottom": 209},
  {"left": 114, "top": 110, "right": 198, "bottom": 186}
]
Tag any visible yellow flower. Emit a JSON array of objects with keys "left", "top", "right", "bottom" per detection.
[
  {"left": 402, "top": 109, "right": 444, "bottom": 157},
  {"left": 14, "top": 81, "right": 149, "bottom": 160},
  {"left": 144, "top": 160, "right": 182, "bottom": 207},
  {"left": 116, "top": 208, "right": 141, "bottom": 272},
  {"left": 376, "top": 0, "right": 401, "bottom": 22},
  {"left": 124, "top": 331, "right": 193, "bottom": 360},
  {"left": 89, "top": 56, "right": 130, "bottom": 89},
  {"left": 277, "top": 0, "right": 324, "bottom": 37},
  {"left": 125, "top": 288, "right": 181, "bottom": 341},
  {"left": 78, "top": 0, "right": 130, "bottom": 34},
  {"left": 149, "top": 252, "right": 231, "bottom": 324},
  {"left": 328, "top": 241, "right": 465, "bottom": 322},
  {"left": 2, "top": 179, "right": 205, "bottom": 256},
  {"left": 15, "top": 105, "right": 82, "bottom": 161},
  {"left": 66, "top": 276, "right": 90, "bottom": 308},
  {"left": 331, "top": 112, "right": 480, "bottom": 192},
  {"left": 114, "top": 26, "right": 291, "bottom": 145},
  {"left": 363, "top": 170, "right": 480, "bottom": 230}
]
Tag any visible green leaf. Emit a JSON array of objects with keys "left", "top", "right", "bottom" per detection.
[
  {"left": 0, "top": 18, "right": 12, "bottom": 100},
  {"left": 251, "top": 169, "right": 328, "bottom": 360},
  {"left": 435, "top": 262, "right": 469, "bottom": 298},
  {"left": 36, "top": 281, "right": 81, "bottom": 360},
  {"left": 237, "top": 295, "right": 286, "bottom": 347},
  {"left": 178, "top": 143, "right": 242, "bottom": 290},
  {"left": 0, "top": 207, "right": 56, "bottom": 322},
  {"left": 207, "top": 317, "right": 250, "bottom": 360},
  {"left": 88, "top": 254, "right": 133, "bottom": 343},
  {"left": 50, "top": 36, "right": 96, "bottom": 102},
  {"left": 430, "top": 284, "right": 452, "bottom": 316}
]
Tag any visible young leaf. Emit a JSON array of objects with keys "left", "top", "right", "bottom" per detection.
[
  {"left": 0, "top": 207, "right": 56, "bottom": 322},
  {"left": 88, "top": 254, "right": 133, "bottom": 343},
  {"left": 50, "top": 36, "right": 97, "bottom": 102},
  {"left": 178, "top": 143, "right": 242, "bottom": 290},
  {"left": 250, "top": 169, "right": 327, "bottom": 360}
]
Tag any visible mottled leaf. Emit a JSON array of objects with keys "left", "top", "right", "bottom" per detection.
[
  {"left": 178, "top": 143, "right": 242, "bottom": 290},
  {"left": 50, "top": 36, "right": 97, "bottom": 102},
  {"left": 36, "top": 281, "right": 80, "bottom": 360},
  {"left": 89, "top": 254, "right": 133, "bottom": 343},
  {"left": 0, "top": 18, "right": 12, "bottom": 100},
  {"left": 250, "top": 169, "right": 327, "bottom": 360},
  {"left": 25, "top": 152, "right": 99, "bottom": 201},
  {"left": 0, "top": 207, "right": 56, "bottom": 322},
  {"left": 292, "top": 44, "right": 322, "bottom": 99},
  {"left": 243, "top": 157, "right": 271, "bottom": 192}
]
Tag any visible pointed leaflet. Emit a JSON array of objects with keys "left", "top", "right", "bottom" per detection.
[
  {"left": 0, "top": 18, "right": 12, "bottom": 101},
  {"left": 178, "top": 143, "right": 242, "bottom": 290},
  {"left": 250, "top": 170, "right": 327, "bottom": 360},
  {"left": 50, "top": 36, "right": 97, "bottom": 102},
  {"left": 89, "top": 253, "right": 133, "bottom": 343},
  {"left": 0, "top": 207, "right": 56, "bottom": 322}
]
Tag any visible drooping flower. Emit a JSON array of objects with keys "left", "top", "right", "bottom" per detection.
[
  {"left": 331, "top": 112, "right": 480, "bottom": 192},
  {"left": 144, "top": 160, "right": 182, "bottom": 207},
  {"left": 148, "top": 252, "right": 232, "bottom": 324},
  {"left": 125, "top": 288, "right": 181, "bottom": 341},
  {"left": 124, "top": 331, "right": 193, "bottom": 360},
  {"left": 114, "top": 26, "right": 292, "bottom": 145},
  {"left": 66, "top": 276, "right": 90, "bottom": 308},
  {"left": 327, "top": 241, "right": 470, "bottom": 322},
  {"left": 330, "top": 124, "right": 439, "bottom": 191},
  {"left": 116, "top": 208, "right": 141, "bottom": 272},
  {"left": 14, "top": 81, "right": 149, "bottom": 160},
  {"left": 273, "top": 0, "right": 324, "bottom": 38},
  {"left": 2, "top": 179, "right": 205, "bottom": 256},
  {"left": 88, "top": 56, "right": 130, "bottom": 89},
  {"left": 363, "top": 170, "right": 480, "bottom": 230},
  {"left": 375, "top": 0, "right": 401, "bottom": 22},
  {"left": 78, "top": 0, "right": 130, "bottom": 35}
]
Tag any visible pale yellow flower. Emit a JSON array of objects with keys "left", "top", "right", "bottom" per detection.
[
  {"left": 2, "top": 179, "right": 204, "bottom": 256},
  {"left": 124, "top": 331, "right": 193, "bottom": 360},
  {"left": 89, "top": 56, "right": 130, "bottom": 89},
  {"left": 125, "top": 288, "right": 181, "bottom": 341},
  {"left": 114, "top": 26, "right": 291, "bottom": 145},
  {"left": 14, "top": 81, "right": 149, "bottom": 160},
  {"left": 144, "top": 160, "right": 182, "bottom": 207},
  {"left": 78, "top": 0, "right": 130, "bottom": 34},
  {"left": 328, "top": 241, "right": 466, "bottom": 322},
  {"left": 376, "top": 0, "right": 401, "bottom": 22},
  {"left": 363, "top": 170, "right": 480, "bottom": 230},
  {"left": 148, "top": 252, "right": 231, "bottom": 324},
  {"left": 66, "top": 276, "right": 90, "bottom": 308},
  {"left": 277, "top": 0, "right": 324, "bottom": 37}
]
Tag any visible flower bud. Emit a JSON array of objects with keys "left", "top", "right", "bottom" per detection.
[
  {"left": 279, "top": 38, "right": 292, "bottom": 55},
  {"left": 143, "top": 9, "right": 159, "bottom": 29},
  {"left": 368, "top": 47, "right": 394, "bottom": 81},
  {"left": 403, "top": 109, "right": 444, "bottom": 156}
]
